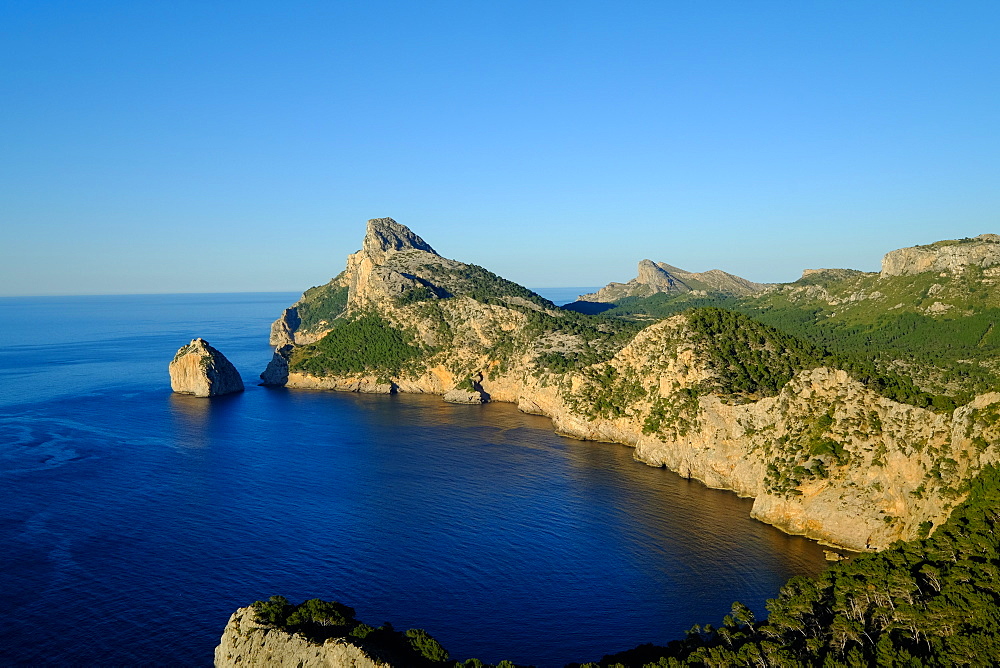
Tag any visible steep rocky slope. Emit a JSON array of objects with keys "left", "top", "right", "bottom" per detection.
[
  {"left": 881, "top": 233, "right": 1000, "bottom": 277},
  {"left": 266, "top": 220, "right": 1000, "bottom": 551}
]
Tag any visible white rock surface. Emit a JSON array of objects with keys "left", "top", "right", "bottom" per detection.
[{"left": 214, "top": 607, "right": 391, "bottom": 668}]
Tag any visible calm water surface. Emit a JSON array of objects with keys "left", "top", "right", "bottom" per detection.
[{"left": 0, "top": 292, "right": 827, "bottom": 666}]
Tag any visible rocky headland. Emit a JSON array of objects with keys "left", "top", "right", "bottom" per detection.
[
  {"left": 215, "top": 607, "right": 390, "bottom": 668},
  {"left": 263, "top": 219, "right": 1000, "bottom": 552},
  {"left": 169, "top": 338, "right": 244, "bottom": 397}
]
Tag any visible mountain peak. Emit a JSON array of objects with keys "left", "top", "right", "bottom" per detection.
[
  {"left": 637, "top": 259, "right": 686, "bottom": 290},
  {"left": 363, "top": 217, "right": 437, "bottom": 264}
]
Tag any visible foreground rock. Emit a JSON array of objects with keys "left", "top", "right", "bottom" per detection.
[
  {"left": 169, "top": 338, "right": 244, "bottom": 397},
  {"left": 215, "top": 607, "right": 390, "bottom": 668},
  {"left": 442, "top": 388, "right": 488, "bottom": 404}
]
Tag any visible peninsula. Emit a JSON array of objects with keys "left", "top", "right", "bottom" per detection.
[{"left": 263, "top": 218, "right": 1000, "bottom": 552}]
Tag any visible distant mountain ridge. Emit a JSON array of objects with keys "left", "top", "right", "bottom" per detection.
[{"left": 577, "top": 259, "right": 766, "bottom": 303}]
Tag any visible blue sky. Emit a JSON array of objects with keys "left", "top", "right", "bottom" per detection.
[{"left": 2, "top": 1, "right": 998, "bottom": 295}]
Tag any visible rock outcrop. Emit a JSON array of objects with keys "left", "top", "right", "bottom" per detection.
[
  {"left": 442, "top": 388, "right": 488, "bottom": 404},
  {"left": 579, "top": 259, "right": 765, "bottom": 302},
  {"left": 265, "top": 219, "right": 1000, "bottom": 551},
  {"left": 880, "top": 234, "right": 1000, "bottom": 277},
  {"left": 215, "top": 607, "right": 391, "bottom": 668},
  {"left": 169, "top": 338, "right": 244, "bottom": 397},
  {"left": 260, "top": 344, "right": 293, "bottom": 386}
]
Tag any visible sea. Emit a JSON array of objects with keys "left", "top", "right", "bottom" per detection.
[{"left": 0, "top": 291, "right": 828, "bottom": 667}]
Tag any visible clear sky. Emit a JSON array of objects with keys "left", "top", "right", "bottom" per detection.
[{"left": 2, "top": 1, "right": 998, "bottom": 296}]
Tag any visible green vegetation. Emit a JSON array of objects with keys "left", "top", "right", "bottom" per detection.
[
  {"left": 411, "top": 260, "right": 555, "bottom": 309},
  {"left": 573, "top": 464, "right": 1000, "bottom": 667},
  {"left": 526, "top": 309, "right": 644, "bottom": 373},
  {"left": 295, "top": 280, "right": 349, "bottom": 331},
  {"left": 460, "top": 263, "right": 555, "bottom": 308},
  {"left": 642, "top": 389, "right": 701, "bottom": 439},
  {"left": 567, "top": 365, "right": 646, "bottom": 420},
  {"left": 290, "top": 312, "right": 432, "bottom": 376},
  {"left": 248, "top": 596, "right": 523, "bottom": 667},
  {"left": 685, "top": 308, "right": 827, "bottom": 398},
  {"left": 398, "top": 284, "right": 448, "bottom": 305},
  {"left": 580, "top": 298, "right": 963, "bottom": 411}
]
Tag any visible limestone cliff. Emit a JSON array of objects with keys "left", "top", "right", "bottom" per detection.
[
  {"left": 260, "top": 344, "right": 293, "bottom": 386},
  {"left": 169, "top": 338, "right": 244, "bottom": 397},
  {"left": 880, "top": 234, "right": 1000, "bottom": 277},
  {"left": 266, "top": 219, "right": 1000, "bottom": 551},
  {"left": 578, "top": 259, "right": 765, "bottom": 302},
  {"left": 215, "top": 607, "right": 391, "bottom": 668}
]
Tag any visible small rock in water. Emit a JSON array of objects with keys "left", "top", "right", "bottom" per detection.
[
  {"left": 443, "top": 388, "right": 488, "bottom": 404},
  {"left": 169, "top": 338, "right": 244, "bottom": 397}
]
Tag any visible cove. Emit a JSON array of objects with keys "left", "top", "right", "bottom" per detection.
[{"left": 0, "top": 293, "right": 828, "bottom": 666}]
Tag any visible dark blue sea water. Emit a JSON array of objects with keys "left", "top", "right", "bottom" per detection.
[{"left": 0, "top": 292, "right": 827, "bottom": 667}]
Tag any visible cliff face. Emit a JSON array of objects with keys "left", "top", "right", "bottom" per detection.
[
  {"left": 169, "top": 338, "right": 244, "bottom": 397},
  {"left": 268, "top": 219, "right": 1000, "bottom": 551},
  {"left": 578, "top": 259, "right": 765, "bottom": 302},
  {"left": 881, "top": 234, "right": 1000, "bottom": 277},
  {"left": 215, "top": 607, "right": 391, "bottom": 668}
]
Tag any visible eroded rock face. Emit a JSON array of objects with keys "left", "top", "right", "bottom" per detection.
[
  {"left": 214, "top": 607, "right": 391, "bottom": 668},
  {"left": 260, "top": 345, "right": 293, "bottom": 386},
  {"left": 269, "top": 307, "right": 300, "bottom": 347},
  {"left": 169, "top": 338, "right": 244, "bottom": 397},
  {"left": 362, "top": 216, "right": 437, "bottom": 264},
  {"left": 881, "top": 234, "right": 1000, "bottom": 277}
]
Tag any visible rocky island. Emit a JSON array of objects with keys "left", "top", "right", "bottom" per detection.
[{"left": 169, "top": 338, "right": 244, "bottom": 397}]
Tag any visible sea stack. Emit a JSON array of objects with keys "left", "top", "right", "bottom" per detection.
[{"left": 169, "top": 338, "right": 244, "bottom": 397}]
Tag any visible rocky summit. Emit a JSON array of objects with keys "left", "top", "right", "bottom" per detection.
[
  {"left": 169, "top": 338, "right": 244, "bottom": 397},
  {"left": 578, "top": 258, "right": 765, "bottom": 302}
]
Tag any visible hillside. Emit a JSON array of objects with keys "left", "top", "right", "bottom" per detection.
[
  {"left": 582, "top": 234, "right": 1000, "bottom": 404},
  {"left": 263, "top": 220, "right": 1000, "bottom": 552}
]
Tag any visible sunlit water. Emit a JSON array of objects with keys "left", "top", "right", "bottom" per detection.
[{"left": 0, "top": 292, "right": 827, "bottom": 666}]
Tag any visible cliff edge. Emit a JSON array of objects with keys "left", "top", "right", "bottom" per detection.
[
  {"left": 881, "top": 234, "right": 1000, "bottom": 277},
  {"left": 215, "top": 607, "right": 391, "bottom": 668}
]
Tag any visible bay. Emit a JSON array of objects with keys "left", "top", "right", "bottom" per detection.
[{"left": 0, "top": 292, "right": 827, "bottom": 666}]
